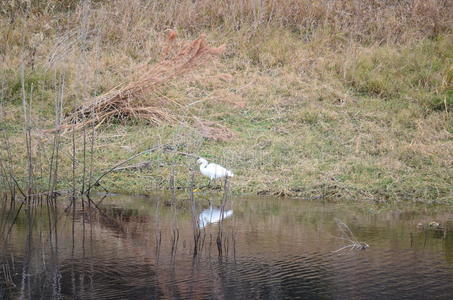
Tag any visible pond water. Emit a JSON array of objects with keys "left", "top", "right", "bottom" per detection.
[{"left": 1, "top": 193, "right": 453, "bottom": 299}]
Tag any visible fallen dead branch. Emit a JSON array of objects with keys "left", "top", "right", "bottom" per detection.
[
  {"left": 85, "top": 144, "right": 202, "bottom": 193},
  {"left": 85, "top": 144, "right": 165, "bottom": 194}
]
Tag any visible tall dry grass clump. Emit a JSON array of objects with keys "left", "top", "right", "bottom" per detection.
[{"left": 58, "top": 32, "right": 226, "bottom": 131}]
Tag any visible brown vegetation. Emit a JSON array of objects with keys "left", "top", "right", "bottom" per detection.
[{"left": 59, "top": 33, "right": 226, "bottom": 132}]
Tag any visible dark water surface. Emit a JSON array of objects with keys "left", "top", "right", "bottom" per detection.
[{"left": 1, "top": 194, "right": 453, "bottom": 299}]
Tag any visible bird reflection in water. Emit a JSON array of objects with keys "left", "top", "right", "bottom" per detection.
[{"left": 198, "top": 206, "right": 233, "bottom": 228}]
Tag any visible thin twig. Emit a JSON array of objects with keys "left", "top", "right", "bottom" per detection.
[{"left": 85, "top": 144, "right": 164, "bottom": 194}]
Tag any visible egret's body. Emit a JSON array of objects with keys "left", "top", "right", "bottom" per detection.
[
  {"left": 198, "top": 206, "right": 233, "bottom": 228},
  {"left": 197, "top": 158, "right": 234, "bottom": 180}
]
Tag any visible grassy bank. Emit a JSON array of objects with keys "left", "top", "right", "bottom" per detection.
[{"left": 0, "top": 0, "right": 452, "bottom": 204}]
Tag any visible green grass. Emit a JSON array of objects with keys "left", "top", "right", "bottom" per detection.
[{"left": 341, "top": 35, "right": 453, "bottom": 111}]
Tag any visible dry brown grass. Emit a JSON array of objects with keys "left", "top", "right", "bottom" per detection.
[
  {"left": 58, "top": 32, "right": 226, "bottom": 132},
  {"left": 194, "top": 118, "right": 235, "bottom": 142},
  {"left": 2, "top": 0, "right": 451, "bottom": 43}
]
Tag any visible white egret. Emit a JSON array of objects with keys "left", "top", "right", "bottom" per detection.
[
  {"left": 198, "top": 206, "right": 233, "bottom": 228},
  {"left": 197, "top": 157, "right": 234, "bottom": 180}
]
